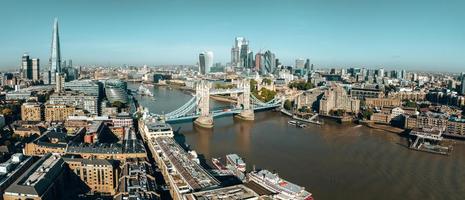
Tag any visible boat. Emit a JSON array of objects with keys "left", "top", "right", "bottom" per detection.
[
  {"left": 288, "top": 120, "right": 297, "bottom": 125},
  {"left": 226, "top": 154, "right": 246, "bottom": 172},
  {"left": 297, "top": 123, "right": 307, "bottom": 128},
  {"left": 212, "top": 158, "right": 229, "bottom": 171},
  {"left": 138, "top": 85, "right": 154, "bottom": 97},
  {"left": 248, "top": 169, "right": 313, "bottom": 200}
]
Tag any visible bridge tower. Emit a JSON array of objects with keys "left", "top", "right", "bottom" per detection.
[
  {"left": 235, "top": 79, "right": 255, "bottom": 120},
  {"left": 194, "top": 80, "right": 214, "bottom": 128}
]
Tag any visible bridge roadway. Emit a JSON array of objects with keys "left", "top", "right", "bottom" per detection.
[{"left": 164, "top": 104, "right": 279, "bottom": 123}]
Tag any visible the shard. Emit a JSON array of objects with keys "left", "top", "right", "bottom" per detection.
[{"left": 49, "top": 18, "right": 61, "bottom": 84}]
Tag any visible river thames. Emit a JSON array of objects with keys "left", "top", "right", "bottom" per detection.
[{"left": 131, "top": 83, "right": 465, "bottom": 200}]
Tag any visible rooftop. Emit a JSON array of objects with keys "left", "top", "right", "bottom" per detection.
[
  {"left": 185, "top": 184, "right": 259, "bottom": 200},
  {"left": 153, "top": 137, "right": 219, "bottom": 191},
  {"left": 4, "top": 154, "right": 65, "bottom": 197}
]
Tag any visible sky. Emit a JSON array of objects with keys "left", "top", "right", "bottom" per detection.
[{"left": 0, "top": 0, "right": 464, "bottom": 72}]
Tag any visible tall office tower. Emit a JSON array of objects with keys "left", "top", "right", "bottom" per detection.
[
  {"left": 461, "top": 73, "right": 465, "bottom": 95},
  {"left": 68, "top": 59, "right": 72, "bottom": 68},
  {"left": 401, "top": 69, "right": 407, "bottom": 80},
  {"left": 304, "top": 59, "right": 310, "bottom": 70},
  {"left": 255, "top": 53, "right": 263, "bottom": 72},
  {"left": 264, "top": 50, "right": 276, "bottom": 74},
  {"left": 240, "top": 42, "right": 249, "bottom": 68},
  {"left": 377, "top": 68, "right": 384, "bottom": 77},
  {"left": 199, "top": 51, "right": 213, "bottom": 75},
  {"left": 231, "top": 37, "right": 245, "bottom": 67},
  {"left": 21, "top": 53, "right": 32, "bottom": 79},
  {"left": 49, "top": 18, "right": 61, "bottom": 84},
  {"left": 295, "top": 58, "right": 305, "bottom": 68},
  {"left": 31, "top": 58, "right": 40, "bottom": 81},
  {"left": 247, "top": 51, "right": 254, "bottom": 69},
  {"left": 311, "top": 64, "right": 314, "bottom": 71},
  {"left": 204, "top": 51, "right": 213, "bottom": 74},
  {"left": 199, "top": 53, "right": 206, "bottom": 74}
]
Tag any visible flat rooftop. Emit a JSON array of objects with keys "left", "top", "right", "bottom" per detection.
[
  {"left": 153, "top": 137, "right": 219, "bottom": 191},
  {"left": 185, "top": 184, "right": 259, "bottom": 200}
]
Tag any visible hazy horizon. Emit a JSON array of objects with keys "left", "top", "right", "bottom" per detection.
[{"left": 0, "top": 0, "right": 464, "bottom": 72}]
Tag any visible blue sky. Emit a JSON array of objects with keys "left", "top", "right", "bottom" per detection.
[{"left": 0, "top": 0, "right": 464, "bottom": 71}]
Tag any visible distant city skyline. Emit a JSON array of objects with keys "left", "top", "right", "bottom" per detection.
[{"left": 0, "top": 0, "right": 464, "bottom": 72}]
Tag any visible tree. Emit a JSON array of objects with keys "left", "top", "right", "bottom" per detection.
[
  {"left": 330, "top": 109, "right": 346, "bottom": 116},
  {"left": 284, "top": 100, "right": 293, "bottom": 111},
  {"left": 262, "top": 78, "right": 272, "bottom": 85},
  {"left": 2, "top": 85, "right": 13, "bottom": 92},
  {"left": 288, "top": 81, "right": 314, "bottom": 90},
  {"left": 250, "top": 79, "right": 258, "bottom": 93},
  {"left": 361, "top": 109, "right": 373, "bottom": 119},
  {"left": 404, "top": 100, "right": 417, "bottom": 108},
  {"left": 2, "top": 108, "right": 13, "bottom": 117}
]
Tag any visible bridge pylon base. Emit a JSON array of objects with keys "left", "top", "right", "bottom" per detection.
[
  {"left": 234, "top": 109, "right": 255, "bottom": 121},
  {"left": 194, "top": 115, "right": 214, "bottom": 129}
]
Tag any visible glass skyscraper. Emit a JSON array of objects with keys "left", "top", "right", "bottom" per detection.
[{"left": 49, "top": 18, "right": 61, "bottom": 84}]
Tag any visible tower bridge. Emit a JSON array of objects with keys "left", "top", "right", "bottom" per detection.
[{"left": 150, "top": 79, "right": 281, "bottom": 128}]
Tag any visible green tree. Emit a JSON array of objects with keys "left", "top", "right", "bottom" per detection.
[
  {"left": 284, "top": 100, "right": 293, "bottom": 111},
  {"left": 262, "top": 78, "right": 272, "bottom": 85},
  {"left": 288, "top": 81, "right": 314, "bottom": 90},
  {"left": 330, "top": 109, "right": 346, "bottom": 116},
  {"left": 250, "top": 79, "right": 258, "bottom": 93},
  {"left": 404, "top": 100, "right": 417, "bottom": 108},
  {"left": 361, "top": 109, "right": 373, "bottom": 119}
]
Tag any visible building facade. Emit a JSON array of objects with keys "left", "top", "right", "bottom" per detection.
[
  {"left": 21, "top": 102, "right": 43, "bottom": 121},
  {"left": 64, "top": 158, "right": 118, "bottom": 195},
  {"left": 49, "top": 92, "right": 99, "bottom": 115},
  {"left": 45, "top": 104, "right": 75, "bottom": 122},
  {"left": 319, "top": 85, "right": 360, "bottom": 115}
]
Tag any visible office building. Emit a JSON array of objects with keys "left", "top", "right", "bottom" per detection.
[
  {"left": 240, "top": 41, "right": 250, "bottom": 68},
  {"left": 247, "top": 51, "right": 254, "bottom": 69},
  {"left": 64, "top": 158, "right": 119, "bottom": 195},
  {"left": 304, "top": 59, "right": 310, "bottom": 70},
  {"left": 255, "top": 53, "right": 263, "bottom": 73},
  {"left": 21, "top": 54, "right": 33, "bottom": 79},
  {"left": 3, "top": 153, "right": 67, "bottom": 200},
  {"left": 377, "top": 68, "right": 384, "bottom": 78},
  {"left": 264, "top": 50, "right": 276, "bottom": 74},
  {"left": 31, "top": 58, "right": 40, "bottom": 81},
  {"left": 64, "top": 80, "right": 102, "bottom": 97},
  {"left": 49, "top": 92, "right": 99, "bottom": 115},
  {"left": 461, "top": 72, "right": 465, "bottom": 95},
  {"left": 230, "top": 37, "right": 245, "bottom": 67},
  {"left": 21, "top": 102, "right": 43, "bottom": 121},
  {"left": 49, "top": 18, "right": 61, "bottom": 85},
  {"left": 104, "top": 79, "right": 128, "bottom": 104},
  {"left": 295, "top": 58, "right": 305, "bottom": 68},
  {"left": 199, "top": 51, "right": 213, "bottom": 75}
]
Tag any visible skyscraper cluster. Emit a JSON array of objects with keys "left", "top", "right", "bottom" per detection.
[{"left": 230, "top": 37, "right": 277, "bottom": 75}]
